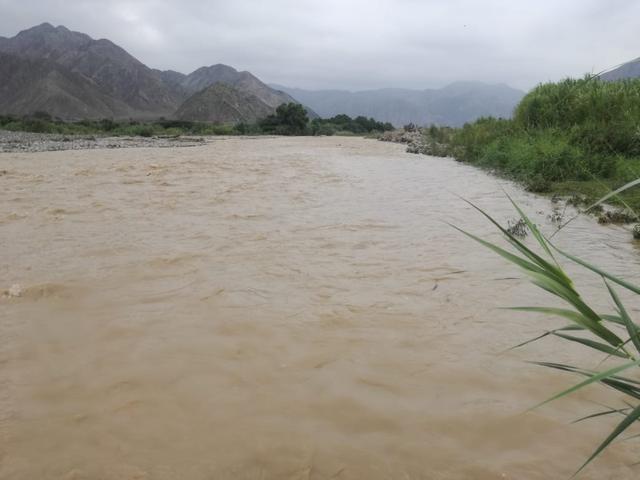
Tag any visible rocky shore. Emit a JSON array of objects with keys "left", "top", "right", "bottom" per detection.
[
  {"left": 0, "top": 130, "right": 207, "bottom": 153},
  {"left": 377, "top": 128, "right": 455, "bottom": 157},
  {"left": 378, "top": 128, "right": 640, "bottom": 236},
  {"left": 377, "top": 129, "right": 425, "bottom": 153}
]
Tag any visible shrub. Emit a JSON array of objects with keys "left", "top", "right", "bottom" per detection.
[
  {"left": 21, "top": 118, "right": 54, "bottom": 133},
  {"left": 515, "top": 76, "right": 640, "bottom": 157},
  {"left": 525, "top": 174, "right": 552, "bottom": 193}
]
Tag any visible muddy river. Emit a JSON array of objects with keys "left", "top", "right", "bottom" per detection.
[{"left": 1, "top": 136, "right": 639, "bottom": 479}]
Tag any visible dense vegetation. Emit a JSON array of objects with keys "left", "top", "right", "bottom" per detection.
[
  {"left": 418, "top": 76, "right": 640, "bottom": 213},
  {"left": 0, "top": 103, "right": 393, "bottom": 138},
  {"left": 310, "top": 114, "right": 394, "bottom": 136}
]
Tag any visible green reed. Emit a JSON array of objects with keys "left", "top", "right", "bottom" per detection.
[{"left": 455, "top": 178, "right": 640, "bottom": 476}]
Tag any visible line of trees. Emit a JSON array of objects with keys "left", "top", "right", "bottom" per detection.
[{"left": 0, "top": 103, "right": 394, "bottom": 138}]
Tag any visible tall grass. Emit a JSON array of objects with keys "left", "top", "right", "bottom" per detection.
[
  {"left": 419, "top": 77, "right": 640, "bottom": 211},
  {"left": 456, "top": 178, "right": 640, "bottom": 475}
]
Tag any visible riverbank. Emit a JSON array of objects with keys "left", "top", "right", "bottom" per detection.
[
  {"left": 0, "top": 129, "right": 209, "bottom": 153},
  {"left": 381, "top": 77, "right": 640, "bottom": 226},
  {"left": 381, "top": 128, "right": 640, "bottom": 231}
]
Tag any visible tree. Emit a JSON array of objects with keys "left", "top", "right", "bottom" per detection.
[{"left": 259, "top": 103, "right": 309, "bottom": 135}]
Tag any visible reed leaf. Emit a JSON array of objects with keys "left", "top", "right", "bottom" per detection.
[
  {"left": 504, "top": 324, "right": 585, "bottom": 352},
  {"left": 448, "top": 223, "right": 547, "bottom": 275},
  {"left": 604, "top": 280, "right": 640, "bottom": 356},
  {"left": 505, "top": 192, "right": 560, "bottom": 268},
  {"left": 583, "top": 178, "right": 640, "bottom": 213},
  {"left": 526, "top": 271, "right": 624, "bottom": 348},
  {"left": 575, "top": 404, "right": 640, "bottom": 476},
  {"left": 571, "top": 407, "right": 632, "bottom": 424},
  {"left": 551, "top": 332, "right": 629, "bottom": 359},
  {"left": 461, "top": 198, "right": 570, "bottom": 284},
  {"left": 552, "top": 245, "right": 640, "bottom": 295},
  {"left": 530, "top": 359, "right": 640, "bottom": 410}
]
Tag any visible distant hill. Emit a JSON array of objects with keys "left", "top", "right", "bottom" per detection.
[
  {"left": 600, "top": 58, "right": 640, "bottom": 81},
  {"left": 272, "top": 82, "right": 525, "bottom": 127},
  {"left": 180, "top": 64, "right": 298, "bottom": 110},
  {"left": 0, "top": 23, "right": 310, "bottom": 122},
  {"left": 175, "top": 83, "right": 273, "bottom": 123}
]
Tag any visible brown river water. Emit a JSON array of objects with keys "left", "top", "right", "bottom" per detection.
[{"left": 1, "top": 136, "right": 639, "bottom": 479}]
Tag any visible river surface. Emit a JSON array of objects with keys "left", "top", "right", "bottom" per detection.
[{"left": 1, "top": 136, "right": 639, "bottom": 479}]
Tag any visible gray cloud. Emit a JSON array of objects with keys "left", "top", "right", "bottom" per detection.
[{"left": 0, "top": 0, "right": 638, "bottom": 91}]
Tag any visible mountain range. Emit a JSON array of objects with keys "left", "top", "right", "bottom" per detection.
[
  {"left": 0, "top": 23, "right": 534, "bottom": 126},
  {"left": 0, "top": 23, "right": 298, "bottom": 122},
  {"left": 600, "top": 58, "right": 640, "bottom": 82},
  {"left": 272, "top": 82, "right": 525, "bottom": 127}
]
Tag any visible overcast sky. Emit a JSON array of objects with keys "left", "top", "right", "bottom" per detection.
[{"left": 0, "top": 0, "right": 638, "bottom": 91}]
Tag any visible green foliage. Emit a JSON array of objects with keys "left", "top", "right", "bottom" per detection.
[
  {"left": 422, "top": 76, "right": 640, "bottom": 212},
  {"left": 310, "top": 120, "right": 336, "bottom": 136},
  {"left": 1, "top": 108, "right": 391, "bottom": 139},
  {"left": 259, "top": 103, "right": 309, "bottom": 135},
  {"left": 0, "top": 114, "right": 248, "bottom": 137},
  {"left": 311, "top": 114, "right": 393, "bottom": 136},
  {"left": 456, "top": 183, "right": 640, "bottom": 474},
  {"left": 515, "top": 76, "right": 640, "bottom": 157}
]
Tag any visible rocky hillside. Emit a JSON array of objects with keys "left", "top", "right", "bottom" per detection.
[
  {"left": 0, "top": 23, "right": 178, "bottom": 117},
  {"left": 273, "top": 82, "right": 525, "bottom": 127},
  {"left": 600, "top": 58, "right": 640, "bottom": 81},
  {"left": 180, "top": 64, "right": 297, "bottom": 109},
  {"left": 0, "top": 51, "right": 131, "bottom": 119},
  {"left": 0, "top": 23, "right": 307, "bottom": 122},
  {"left": 175, "top": 83, "right": 273, "bottom": 123}
]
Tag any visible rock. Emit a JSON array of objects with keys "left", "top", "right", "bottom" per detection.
[
  {"left": 7, "top": 284, "right": 22, "bottom": 297},
  {"left": 506, "top": 218, "right": 528, "bottom": 238},
  {"left": 0, "top": 129, "right": 207, "bottom": 153},
  {"left": 633, "top": 224, "right": 640, "bottom": 239},
  {"left": 597, "top": 210, "right": 637, "bottom": 225}
]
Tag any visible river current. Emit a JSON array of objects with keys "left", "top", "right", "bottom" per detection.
[{"left": 1, "top": 136, "right": 639, "bottom": 479}]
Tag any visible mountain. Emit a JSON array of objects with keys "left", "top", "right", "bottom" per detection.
[
  {"left": 0, "top": 23, "right": 178, "bottom": 117},
  {"left": 152, "top": 69, "right": 188, "bottom": 100},
  {"left": 0, "top": 23, "right": 306, "bottom": 122},
  {"left": 272, "top": 82, "right": 525, "bottom": 127},
  {"left": 600, "top": 58, "right": 640, "bottom": 81},
  {"left": 180, "top": 64, "right": 298, "bottom": 109},
  {"left": 175, "top": 83, "right": 274, "bottom": 123},
  {"left": 0, "top": 51, "right": 132, "bottom": 119}
]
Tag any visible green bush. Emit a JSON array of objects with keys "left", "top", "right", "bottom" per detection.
[
  {"left": 260, "top": 103, "right": 309, "bottom": 135},
  {"left": 21, "top": 118, "right": 54, "bottom": 133},
  {"left": 515, "top": 76, "right": 640, "bottom": 157},
  {"left": 312, "top": 114, "right": 392, "bottom": 135},
  {"left": 422, "top": 76, "right": 640, "bottom": 211}
]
